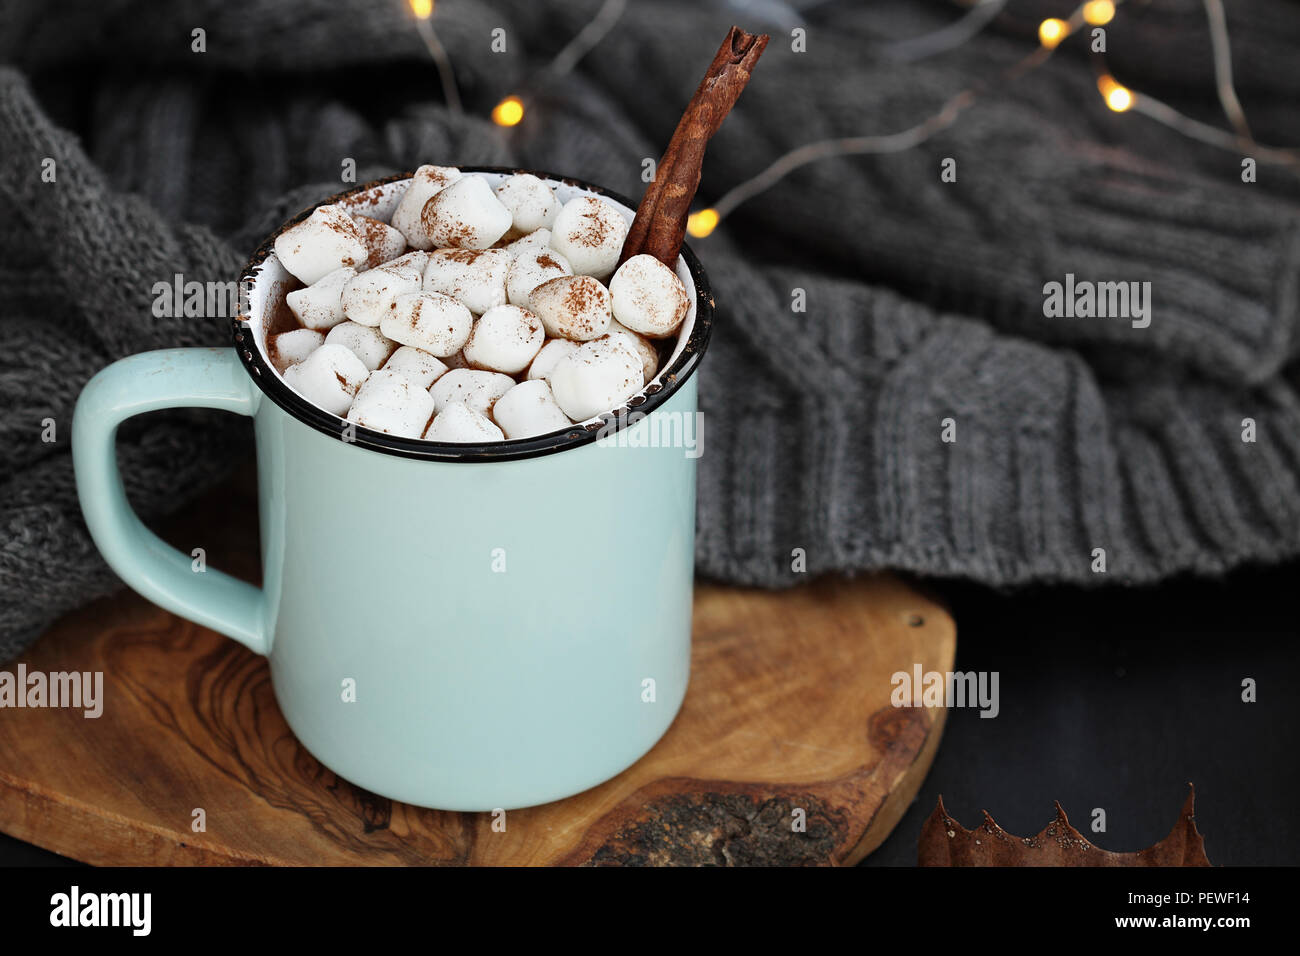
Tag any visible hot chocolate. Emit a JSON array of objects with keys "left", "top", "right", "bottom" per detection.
[{"left": 268, "top": 168, "right": 688, "bottom": 442}]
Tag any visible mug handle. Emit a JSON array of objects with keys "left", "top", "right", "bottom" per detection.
[{"left": 72, "top": 347, "right": 269, "bottom": 656}]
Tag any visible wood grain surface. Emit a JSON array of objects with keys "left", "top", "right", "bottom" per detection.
[{"left": 0, "top": 485, "right": 955, "bottom": 866}]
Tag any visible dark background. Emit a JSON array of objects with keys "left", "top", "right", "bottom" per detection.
[
  {"left": 4, "top": 559, "right": 1297, "bottom": 866},
  {"left": 871, "top": 563, "right": 1300, "bottom": 866}
]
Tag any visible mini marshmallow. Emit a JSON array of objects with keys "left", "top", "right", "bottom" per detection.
[
  {"left": 421, "top": 176, "right": 513, "bottom": 250},
  {"left": 608, "top": 253, "right": 690, "bottom": 338},
  {"left": 346, "top": 368, "right": 435, "bottom": 439},
  {"left": 493, "top": 380, "right": 573, "bottom": 440},
  {"left": 422, "top": 249, "right": 511, "bottom": 315},
  {"left": 385, "top": 250, "right": 431, "bottom": 273},
  {"left": 341, "top": 261, "right": 424, "bottom": 327},
  {"left": 353, "top": 214, "right": 407, "bottom": 268},
  {"left": 390, "top": 165, "right": 461, "bottom": 249},
  {"left": 286, "top": 266, "right": 354, "bottom": 331},
  {"left": 274, "top": 204, "right": 369, "bottom": 286},
  {"left": 528, "top": 275, "right": 612, "bottom": 341},
  {"left": 462, "top": 304, "right": 544, "bottom": 375},
  {"left": 380, "top": 291, "right": 473, "bottom": 357},
  {"left": 505, "top": 249, "right": 572, "bottom": 308},
  {"left": 325, "top": 320, "right": 398, "bottom": 371},
  {"left": 502, "top": 228, "right": 552, "bottom": 259},
  {"left": 424, "top": 401, "right": 504, "bottom": 443},
  {"left": 282, "top": 343, "right": 369, "bottom": 416},
  {"left": 526, "top": 338, "right": 580, "bottom": 382},
  {"left": 429, "top": 368, "right": 516, "bottom": 415},
  {"left": 548, "top": 336, "right": 643, "bottom": 422},
  {"left": 549, "top": 196, "right": 629, "bottom": 280},
  {"left": 495, "top": 174, "right": 561, "bottom": 234},
  {"left": 270, "top": 328, "right": 325, "bottom": 371},
  {"left": 382, "top": 346, "right": 448, "bottom": 389},
  {"left": 605, "top": 318, "right": 659, "bottom": 384}
]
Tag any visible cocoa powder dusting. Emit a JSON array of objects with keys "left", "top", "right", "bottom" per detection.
[
  {"left": 323, "top": 211, "right": 357, "bottom": 239},
  {"left": 355, "top": 215, "right": 396, "bottom": 268},
  {"left": 437, "top": 249, "right": 486, "bottom": 265},
  {"left": 422, "top": 194, "right": 477, "bottom": 248},
  {"left": 571, "top": 204, "right": 611, "bottom": 249},
  {"left": 562, "top": 276, "right": 603, "bottom": 314}
]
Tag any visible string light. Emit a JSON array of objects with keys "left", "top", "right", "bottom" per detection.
[
  {"left": 1202, "top": 0, "right": 1251, "bottom": 140},
  {"left": 1095, "top": 0, "right": 1298, "bottom": 169},
  {"left": 491, "top": 96, "right": 521, "bottom": 126},
  {"left": 550, "top": 0, "right": 628, "bottom": 77},
  {"left": 1097, "top": 74, "right": 1133, "bottom": 112},
  {"left": 491, "top": 0, "right": 628, "bottom": 128},
  {"left": 686, "top": 209, "right": 720, "bottom": 239},
  {"left": 889, "top": 0, "right": 1008, "bottom": 63},
  {"left": 685, "top": 0, "right": 1300, "bottom": 236},
  {"left": 414, "top": 0, "right": 1300, "bottom": 231},
  {"left": 1082, "top": 0, "right": 1116, "bottom": 26},
  {"left": 491, "top": 95, "right": 525, "bottom": 127},
  {"left": 1037, "top": 18, "right": 1067, "bottom": 49},
  {"left": 409, "top": 0, "right": 462, "bottom": 116}
]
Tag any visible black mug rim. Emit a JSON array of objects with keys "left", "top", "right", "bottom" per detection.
[{"left": 232, "top": 166, "right": 714, "bottom": 463}]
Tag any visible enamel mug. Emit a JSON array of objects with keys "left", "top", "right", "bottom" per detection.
[{"left": 72, "top": 168, "right": 712, "bottom": 811}]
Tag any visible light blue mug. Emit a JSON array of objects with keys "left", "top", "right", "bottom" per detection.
[{"left": 72, "top": 169, "right": 713, "bottom": 811}]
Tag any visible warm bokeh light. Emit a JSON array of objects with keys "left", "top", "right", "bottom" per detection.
[
  {"left": 1038, "top": 18, "right": 1067, "bottom": 49},
  {"left": 410, "top": 0, "right": 434, "bottom": 19},
  {"left": 491, "top": 95, "right": 525, "bottom": 127},
  {"left": 1097, "top": 74, "right": 1133, "bottom": 112},
  {"left": 686, "top": 208, "right": 719, "bottom": 238},
  {"left": 1083, "top": 0, "right": 1116, "bottom": 26}
]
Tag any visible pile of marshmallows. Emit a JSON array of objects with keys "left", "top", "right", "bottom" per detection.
[{"left": 267, "top": 166, "right": 690, "bottom": 443}]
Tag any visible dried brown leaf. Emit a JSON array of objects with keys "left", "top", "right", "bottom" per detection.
[{"left": 918, "top": 784, "right": 1210, "bottom": 866}]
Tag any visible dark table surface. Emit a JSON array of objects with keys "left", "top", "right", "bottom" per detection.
[{"left": 4, "top": 559, "right": 1297, "bottom": 867}]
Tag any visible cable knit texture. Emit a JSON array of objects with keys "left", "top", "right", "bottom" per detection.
[{"left": 3, "top": 0, "right": 1300, "bottom": 662}]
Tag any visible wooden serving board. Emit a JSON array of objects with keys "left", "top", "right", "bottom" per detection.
[{"left": 0, "top": 487, "right": 954, "bottom": 865}]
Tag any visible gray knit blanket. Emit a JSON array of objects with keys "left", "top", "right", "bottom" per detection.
[{"left": 4, "top": 0, "right": 1300, "bottom": 662}]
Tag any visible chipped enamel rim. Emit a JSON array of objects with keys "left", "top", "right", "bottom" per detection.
[{"left": 232, "top": 166, "right": 714, "bottom": 462}]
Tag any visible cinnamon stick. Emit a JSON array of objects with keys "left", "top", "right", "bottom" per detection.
[{"left": 619, "top": 26, "right": 769, "bottom": 268}]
